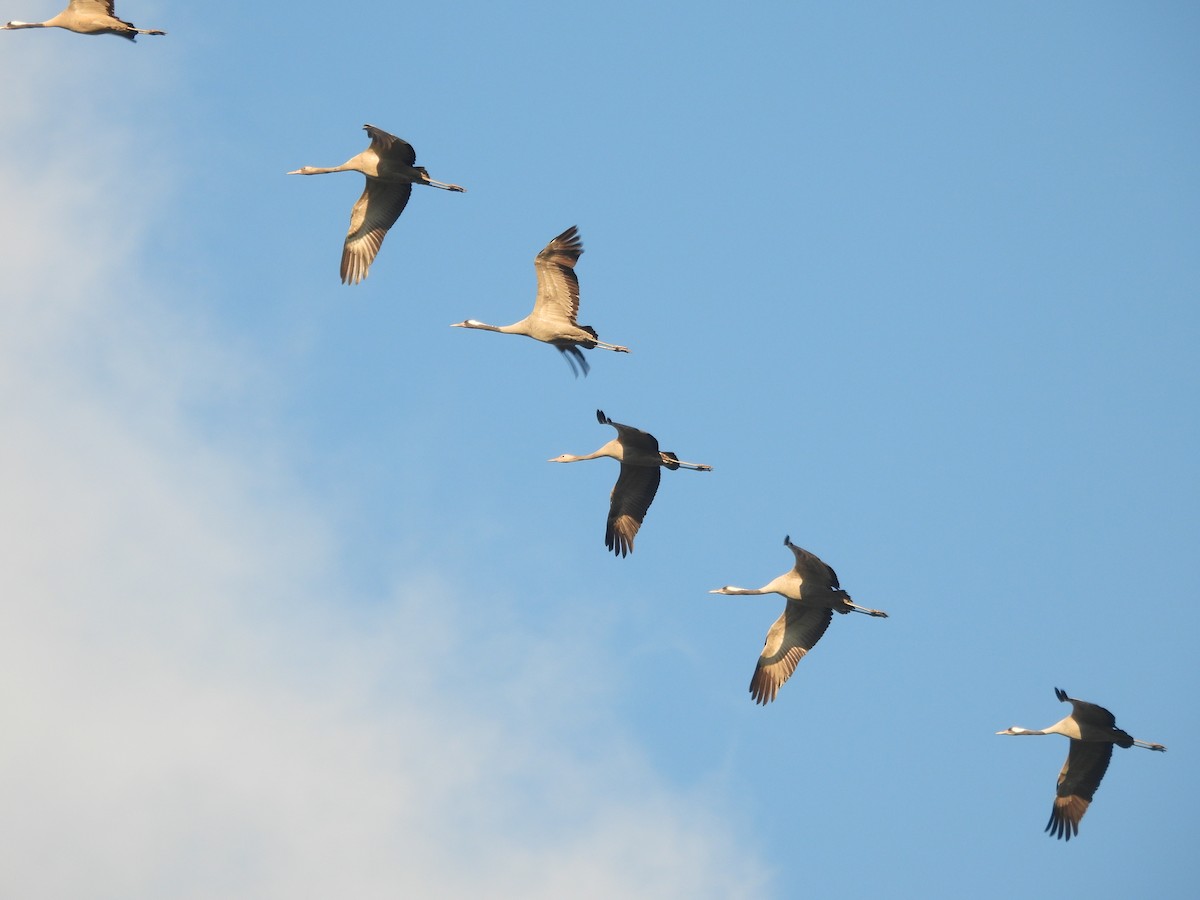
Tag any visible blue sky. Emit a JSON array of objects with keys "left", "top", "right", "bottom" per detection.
[{"left": 1, "top": 1, "right": 1197, "bottom": 897}]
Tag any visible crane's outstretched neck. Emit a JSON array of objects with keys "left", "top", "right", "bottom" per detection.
[
  {"left": 287, "top": 165, "right": 350, "bottom": 176},
  {"left": 548, "top": 446, "right": 613, "bottom": 464},
  {"left": 709, "top": 586, "right": 769, "bottom": 596},
  {"left": 450, "top": 319, "right": 502, "bottom": 332},
  {"left": 2, "top": 21, "right": 45, "bottom": 28}
]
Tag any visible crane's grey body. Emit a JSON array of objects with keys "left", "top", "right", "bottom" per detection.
[
  {"left": 711, "top": 536, "right": 888, "bottom": 705},
  {"left": 997, "top": 687, "right": 1166, "bottom": 840},
  {"left": 288, "top": 124, "right": 465, "bottom": 284},
  {"left": 451, "top": 226, "right": 629, "bottom": 376},
  {"left": 549, "top": 409, "right": 710, "bottom": 556},
  {"left": 3, "top": 0, "right": 164, "bottom": 39}
]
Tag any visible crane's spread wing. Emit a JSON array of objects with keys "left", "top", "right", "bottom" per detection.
[
  {"left": 1045, "top": 740, "right": 1114, "bottom": 840},
  {"left": 784, "top": 537, "right": 840, "bottom": 589},
  {"left": 596, "top": 410, "right": 660, "bottom": 457},
  {"left": 532, "top": 226, "right": 583, "bottom": 325},
  {"left": 363, "top": 124, "right": 417, "bottom": 166},
  {"left": 750, "top": 602, "right": 834, "bottom": 705},
  {"left": 1056, "top": 688, "right": 1119, "bottom": 730},
  {"left": 605, "top": 464, "right": 661, "bottom": 557},
  {"left": 341, "top": 180, "right": 412, "bottom": 284},
  {"left": 72, "top": 0, "right": 116, "bottom": 15}
]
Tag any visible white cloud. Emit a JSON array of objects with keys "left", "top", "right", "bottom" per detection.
[{"left": 0, "top": 50, "right": 768, "bottom": 900}]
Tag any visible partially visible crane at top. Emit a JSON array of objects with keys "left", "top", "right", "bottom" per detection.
[{"left": 3, "top": 1, "right": 165, "bottom": 40}]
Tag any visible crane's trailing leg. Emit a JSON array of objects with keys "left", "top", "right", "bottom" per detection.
[
  {"left": 592, "top": 339, "right": 630, "bottom": 353},
  {"left": 841, "top": 600, "right": 888, "bottom": 617},
  {"left": 658, "top": 451, "right": 712, "bottom": 471},
  {"left": 423, "top": 177, "right": 466, "bottom": 192}
]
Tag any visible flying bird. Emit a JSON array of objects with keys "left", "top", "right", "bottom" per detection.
[
  {"left": 288, "top": 124, "right": 465, "bottom": 284},
  {"left": 549, "top": 410, "right": 711, "bottom": 556},
  {"left": 997, "top": 687, "right": 1165, "bottom": 840},
  {"left": 451, "top": 226, "right": 629, "bottom": 376},
  {"left": 710, "top": 536, "right": 888, "bottom": 705},
  {"left": 2, "top": 0, "right": 165, "bottom": 39}
]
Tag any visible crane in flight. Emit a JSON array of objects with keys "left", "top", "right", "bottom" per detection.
[
  {"left": 3, "top": 1, "right": 165, "bottom": 40},
  {"left": 451, "top": 226, "right": 629, "bottom": 376},
  {"left": 549, "top": 410, "right": 710, "bottom": 556},
  {"left": 997, "top": 687, "right": 1165, "bottom": 840},
  {"left": 289, "top": 124, "right": 464, "bottom": 284},
  {"left": 710, "top": 536, "right": 888, "bottom": 704}
]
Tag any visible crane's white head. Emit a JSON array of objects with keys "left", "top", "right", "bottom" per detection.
[{"left": 995, "top": 726, "right": 1042, "bottom": 736}]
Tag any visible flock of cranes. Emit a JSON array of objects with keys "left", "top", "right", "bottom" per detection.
[{"left": 5, "top": 0, "right": 1168, "bottom": 844}]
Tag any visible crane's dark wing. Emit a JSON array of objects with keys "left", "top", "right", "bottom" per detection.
[
  {"left": 605, "top": 464, "right": 660, "bottom": 557},
  {"left": 1045, "top": 740, "right": 1114, "bottom": 840},
  {"left": 1055, "top": 688, "right": 1120, "bottom": 730},
  {"left": 341, "top": 180, "right": 412, "bottom": 284},
  {"left": 596, "top": 410, "right": 660, "bottom": 457},
  {"left": 532, "top": 226, "right": 583, "bottom": 325},
  {"left": 783, "top": 536, "right": 840, "bottom": 589},
  {"left": 749, "top": 602, "right": 834, "bottom": 705},
  {"left": 363, "top": 124, "right": 417, "bottom": 166}
]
